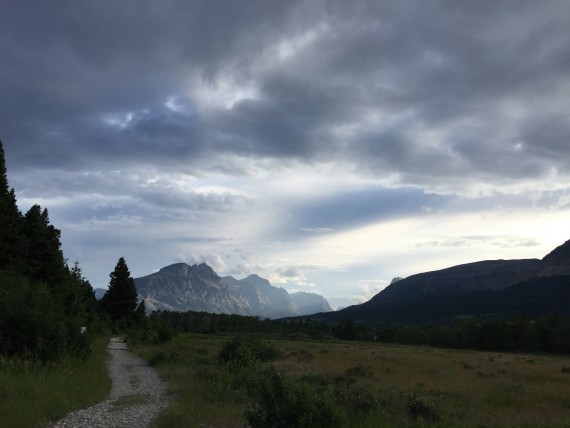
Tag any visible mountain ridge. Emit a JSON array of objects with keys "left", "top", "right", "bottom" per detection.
[
  {"left": 134, "top": 263, "right": 333, "bottom": 318},
  {"left": 294, "top": 238, "right": 570, "bottom": 325}
]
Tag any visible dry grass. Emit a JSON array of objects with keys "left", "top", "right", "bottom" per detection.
[{"left": 130, "top": 333, "right": 570, "bottom": 427}]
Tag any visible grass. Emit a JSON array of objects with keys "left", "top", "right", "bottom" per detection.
[
  {"left": 0, "top": 335, "right": 112, "bottom": 428},
  {"left": 130, "top": 333, "right": 570, "bottom": 427}
]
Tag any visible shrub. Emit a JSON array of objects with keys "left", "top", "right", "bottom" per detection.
[
  {"left": 245, "top": 366, "right": 346, "bottom": 428},
  {"left": 408, "top": 392, "right": 438, "bottom": 422},
  {"left": 218, "top": 336, "right": 281, "bottom": 367}
]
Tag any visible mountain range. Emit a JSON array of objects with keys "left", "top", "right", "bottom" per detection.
[
  {"left": 298, "top": 238, "right": 570, "bottom": 325},
  {"left": 133, "top": 262, "right": 332, "bottom": 318}
]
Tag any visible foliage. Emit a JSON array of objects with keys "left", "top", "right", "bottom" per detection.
[
  {"left": 22, "top": 204, "right": 67, "bottom": 287},
  {"left": 333, "top": 319, "right": 373, "bottom": 341},
  {"left": 0, "top": 266, "right": 98, "bottom": 361},
  {"left": 245, "top": 366, "right": 346, "bottom": 428}
]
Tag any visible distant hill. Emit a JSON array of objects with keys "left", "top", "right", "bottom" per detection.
[
  {"left": 298, "top": 239, "right": 570, "bottom": 325},
  {"left": 134, "top": 263, "right": 333, "bottom": 318},
  {"left": 93, "top": 288, "right": 107, "bottom": 300}
]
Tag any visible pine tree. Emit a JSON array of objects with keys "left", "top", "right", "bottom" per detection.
[
  {"left": 22, "top": 205, "right": 66, "bottom": 286},
  {"left": 0, "top": 140, "right": 26, "bottom": 272},
  {"left": 101, "top": 257, "right": 138, "bottom": 325}
]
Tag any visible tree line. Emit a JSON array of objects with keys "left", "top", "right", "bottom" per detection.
[
  {"left": 0, "top": 140, "right": 142, "bottom": 362},
  {"left": 145, "top": 307, "right": 570, "bottom": 355}
]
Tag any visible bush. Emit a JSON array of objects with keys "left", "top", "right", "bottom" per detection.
[
  {"left": 0, "top": 273, "right": 71, "bottom": 362},
  {"left": 408, "top": 392, "right": 438, "bottom": 422},
  {"left": 218, "top": 336, "right": 281, "bottom": 367},
  {"left": 245, "top": 366, "right": 346, "bottom": 428}
]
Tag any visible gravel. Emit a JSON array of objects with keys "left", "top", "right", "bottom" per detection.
[{"left": 51, "top": 337, "right": 168, "bottom": 428}]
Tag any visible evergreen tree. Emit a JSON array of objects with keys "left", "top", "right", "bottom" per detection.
[
  {"left": 102, "top": 257, "right": 138, "bottom": 325},
  {"left": 22, "top": 205, "right": 66, "bottom": 286},
  {"left": 0, "top": 140, "right": 26, "bottom": 272}
]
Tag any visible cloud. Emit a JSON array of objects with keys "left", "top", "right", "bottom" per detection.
[{"left": 2, "top": 0, "right": 570, "bottom": 306}]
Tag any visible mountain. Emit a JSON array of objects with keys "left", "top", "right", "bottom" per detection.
[
  {"left": 221, "top": 274, "right": 297, "bottom": 318},
  {"left": 538, "top": 239, "right": 570, "bottom": 276},
  {"left": 134, "top": 263, "right": 333, "bottom": 318},
  {"left": 369, "top": 258, "right": 541, "bottom": 305},
  {"left": 290, "top": 291, "right": 333, "bottom": 314},
  {"left": 222, "top": 275, "right": 334, "bottom": 318},
  {"left": 135, "top": 263, "right": 252, "bottom": 315},
  {"left": 93, "top": 288, "right": 107, "bottom": 300},
  {"left": 301, "top": 239, "right": 570, "bottom": 325}
]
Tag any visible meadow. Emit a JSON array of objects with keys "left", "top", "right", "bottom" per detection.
[
  {"left": 0, "top": 335, "right": 111, "bottom": 428},
  {"left": 129, "top": 333, "right": 570, "bottom": 427}
]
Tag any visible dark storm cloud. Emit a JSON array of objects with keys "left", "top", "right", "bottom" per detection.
[{"left": 2, "top": 0, "right": 570, "bottom": 192}]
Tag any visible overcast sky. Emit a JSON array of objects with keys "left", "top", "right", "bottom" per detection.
[{"left": 2, "top": 0, "right": 570, "bottom": 309}]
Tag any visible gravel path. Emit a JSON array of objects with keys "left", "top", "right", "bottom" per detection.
[{"left": 51, "top": 337, "right": 168, "bottom": 428}]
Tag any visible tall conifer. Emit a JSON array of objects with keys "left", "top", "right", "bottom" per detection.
[
  {"left": 102, "top": 257, "right": 138, "bottom": 324},
  {"left": 0, "top": 140, "right": 26, "bottom": 272},
  {"left": 22, "top": 205, "right": 66, "bottom": 286}
]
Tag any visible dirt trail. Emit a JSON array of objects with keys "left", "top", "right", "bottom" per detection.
[{"left": 51, "top": 337, "right": 168, "bottom": 428}]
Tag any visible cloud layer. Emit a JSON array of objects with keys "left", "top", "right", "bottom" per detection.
[{"left": 2, "top": 0, "right": 570, "bottom": 308}]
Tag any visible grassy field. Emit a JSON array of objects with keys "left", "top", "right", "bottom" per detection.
[
  {"left": 0, "top": 335, "right": 111, "bottom": 428},
  {"left": 130, "top": 333, "right": 570, "bottom": 428}
]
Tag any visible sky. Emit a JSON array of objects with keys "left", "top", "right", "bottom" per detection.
[{"left": 1, "top": 1, "right": 570, "bottom": 309}]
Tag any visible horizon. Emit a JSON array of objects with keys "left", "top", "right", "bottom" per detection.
[
  {"left": 86, "top": 238, "right": 567, "bottom": 311},
  {"left": 2, "top": 1, "right": 570, "bottom": 309}
]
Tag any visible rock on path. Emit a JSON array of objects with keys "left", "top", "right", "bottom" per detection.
[{"left": 51, "top": 337, "right": 168, "bottom": 428}]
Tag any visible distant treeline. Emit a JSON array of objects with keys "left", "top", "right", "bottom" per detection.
[
  {"left": 373, "top": 316, "right": 570, "bottom": 354},
  {"left": 148, "top": 309, "right": 570, "bottom": 355}
]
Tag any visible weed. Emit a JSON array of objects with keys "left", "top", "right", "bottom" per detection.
[{"left": 148, "top": 351, "right": 179, "bottom": 366}]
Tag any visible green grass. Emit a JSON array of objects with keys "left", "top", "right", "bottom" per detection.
[
  {"left": 0, "top": 335, "right": 112, "bottom": 428},
  {"left": 130, "top": 333, "right": 570, "bottom": 427}
]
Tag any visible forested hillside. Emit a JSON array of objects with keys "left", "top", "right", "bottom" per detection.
[{"left": 0, "top": 140, "right": 99, "bottom": 361}]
